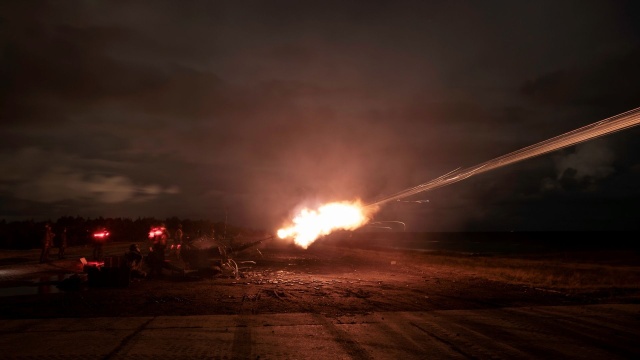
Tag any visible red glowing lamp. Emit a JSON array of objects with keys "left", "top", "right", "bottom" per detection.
[
  {"left": 148, "top": 227, "right": 166, "bottom": 239},
  {"left": 93, "top": 230, "right": 110, "bottom": 240}
]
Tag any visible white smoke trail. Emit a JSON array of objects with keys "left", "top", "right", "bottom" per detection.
[{"left": 366, "top": 106, "right": 640, "bottom": 208}]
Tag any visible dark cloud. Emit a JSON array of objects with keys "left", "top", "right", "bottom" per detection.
[
  {"left": 521, "top": 49, "right": 640, "bottom": 111},
  {"left": 0, "top": 24, "right": 161, "bottom": 121},
  {"left": 540, "top": 141, "right": 615, "bottom": 193},
  {"left": 0, "top": 1, "right": 639, "bottom": 231}
]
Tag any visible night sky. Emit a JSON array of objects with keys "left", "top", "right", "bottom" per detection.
[{"left": 1, "top": 1, "right": 639, "bottom": 232}]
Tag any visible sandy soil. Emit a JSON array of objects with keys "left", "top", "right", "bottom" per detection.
[{"left": 0, "top": 241, "right": 635, "bottom": 319}]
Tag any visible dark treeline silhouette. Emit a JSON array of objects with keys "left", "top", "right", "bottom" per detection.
[{"left": 0, "top": 216, "right": 267, "bottom": 250}]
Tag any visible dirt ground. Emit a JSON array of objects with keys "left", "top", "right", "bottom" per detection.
[{"left": 0, "top": 241, "right": 638, "bottom": 319}]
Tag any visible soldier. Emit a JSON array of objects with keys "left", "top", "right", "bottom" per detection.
[
  {"left": 148, "top": 225, "right": 168, "bottom": 276},
  {"left": 58, "top": 227, "right": 68, "bottom": 259},
  {"left": 124, "top": 244, "right": 145, "bottom": 277},
  {"left": 40, "top": 223, "right": 54, "bottom": 263},
  {"left": 92, "top": 227, "right": 109, "bottom": 261},
  {"left": 173, "top": 224, "right": 184, "bottom": 258}
]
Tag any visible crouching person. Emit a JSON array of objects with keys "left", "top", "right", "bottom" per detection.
[{"left": 124, "top": 244, "right": 146, "bottom": 278}]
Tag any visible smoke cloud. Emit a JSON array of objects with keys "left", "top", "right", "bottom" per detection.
[
  {"left": 541, "top": 141, "right": 615, "bottom": 192},
  {"left": 0, "top": 147, "right": 180, "bottom": 204}
]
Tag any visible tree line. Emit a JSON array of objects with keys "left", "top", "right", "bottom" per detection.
[{"left": 0, "top": 216, "right": 267, "bottom": 250}]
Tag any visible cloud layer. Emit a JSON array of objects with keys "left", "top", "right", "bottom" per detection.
[{"left": 1, "top": 1, "right": 639, "bottom": 230}]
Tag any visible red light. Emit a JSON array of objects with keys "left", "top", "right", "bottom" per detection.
[
  {"left": 148, "top": 227, "right": 166, "bottom": 239},
  {"left": 93, "top": 230, "right": 110, "bottom": 240}
]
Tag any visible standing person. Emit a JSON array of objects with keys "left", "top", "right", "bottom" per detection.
[
  {"left": 148, "top": 225, "right": 168, "bottom": 276},
  {"left": 40, "top": 223, "right": 54, "bottom": 263},
  {"left": 58, "top": 227, "right": 68, "bottom": 259},
  {"left": 92, "top": 228, "right": 109, "bottom": 261},
  {"left": 173, "top": 224, "right": 184, "bottom": 259}
]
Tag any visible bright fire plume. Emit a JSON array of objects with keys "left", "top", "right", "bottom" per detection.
[{"left": 277, "top": 200, "right": 374, "bottom": 249}]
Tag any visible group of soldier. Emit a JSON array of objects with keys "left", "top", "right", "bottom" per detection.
[
  {"left": 39, "top": 222, "right": 185, "bottom": 264},
  {"left": 39, "top": 222, "right": 192, "bottom": 280}
]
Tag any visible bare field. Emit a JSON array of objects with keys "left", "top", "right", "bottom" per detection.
[{"left": 1, "top": 239, "right": 639, "bottom": 320}]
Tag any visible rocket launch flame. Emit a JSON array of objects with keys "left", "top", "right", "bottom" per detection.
[
  {"left": 277, "top": 200, "right": 375, "bottom": 248},
  {"left": 278, "top": 106, "right": 640, "bottom": 248}
]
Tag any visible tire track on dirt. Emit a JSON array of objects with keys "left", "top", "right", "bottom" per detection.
[
  {"left": 103, "top": 317, "right": 154, "bottom": 359},
  {"left": 310, "top": 313, "right": 373, "bottom": 360},
  {"left": 570, "top": 304, "right": 640, "bottom": 336},
  {"left": 408, "top": 320, "right": 477, "bottom": 359},
  {"left": 381, "top": 312, "right": 468, "bottom": 358},
  {"left": 279, "top": 284, "right": 372, "bottom": 360},
  {"left": 522, "top": 306, "right": 640, "bottom": 358},
  {"left": 445, "top": 309, "right": 567, "bottom": 359},
  {"left": 240, "top": 285, "right": 373, "bottom": 359},
  {"left": 498, "top": 306, "right": 635, "bottom": 359},
  {"left": 363, "top": 314, "right": 438, "bottom": 358},
  {"left": 437, "top": 310, "right": 566, "bottom": 359},
  {"left": 231, "top": 318, "right": 252, "bottom": 360}
]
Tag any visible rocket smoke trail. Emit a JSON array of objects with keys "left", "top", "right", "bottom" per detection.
[
  {"left": 278, "top": 107, "right": 640, "bottom": 248},
  {"left": 366, "top": 106, "right": 640, "bottom": 208}
]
